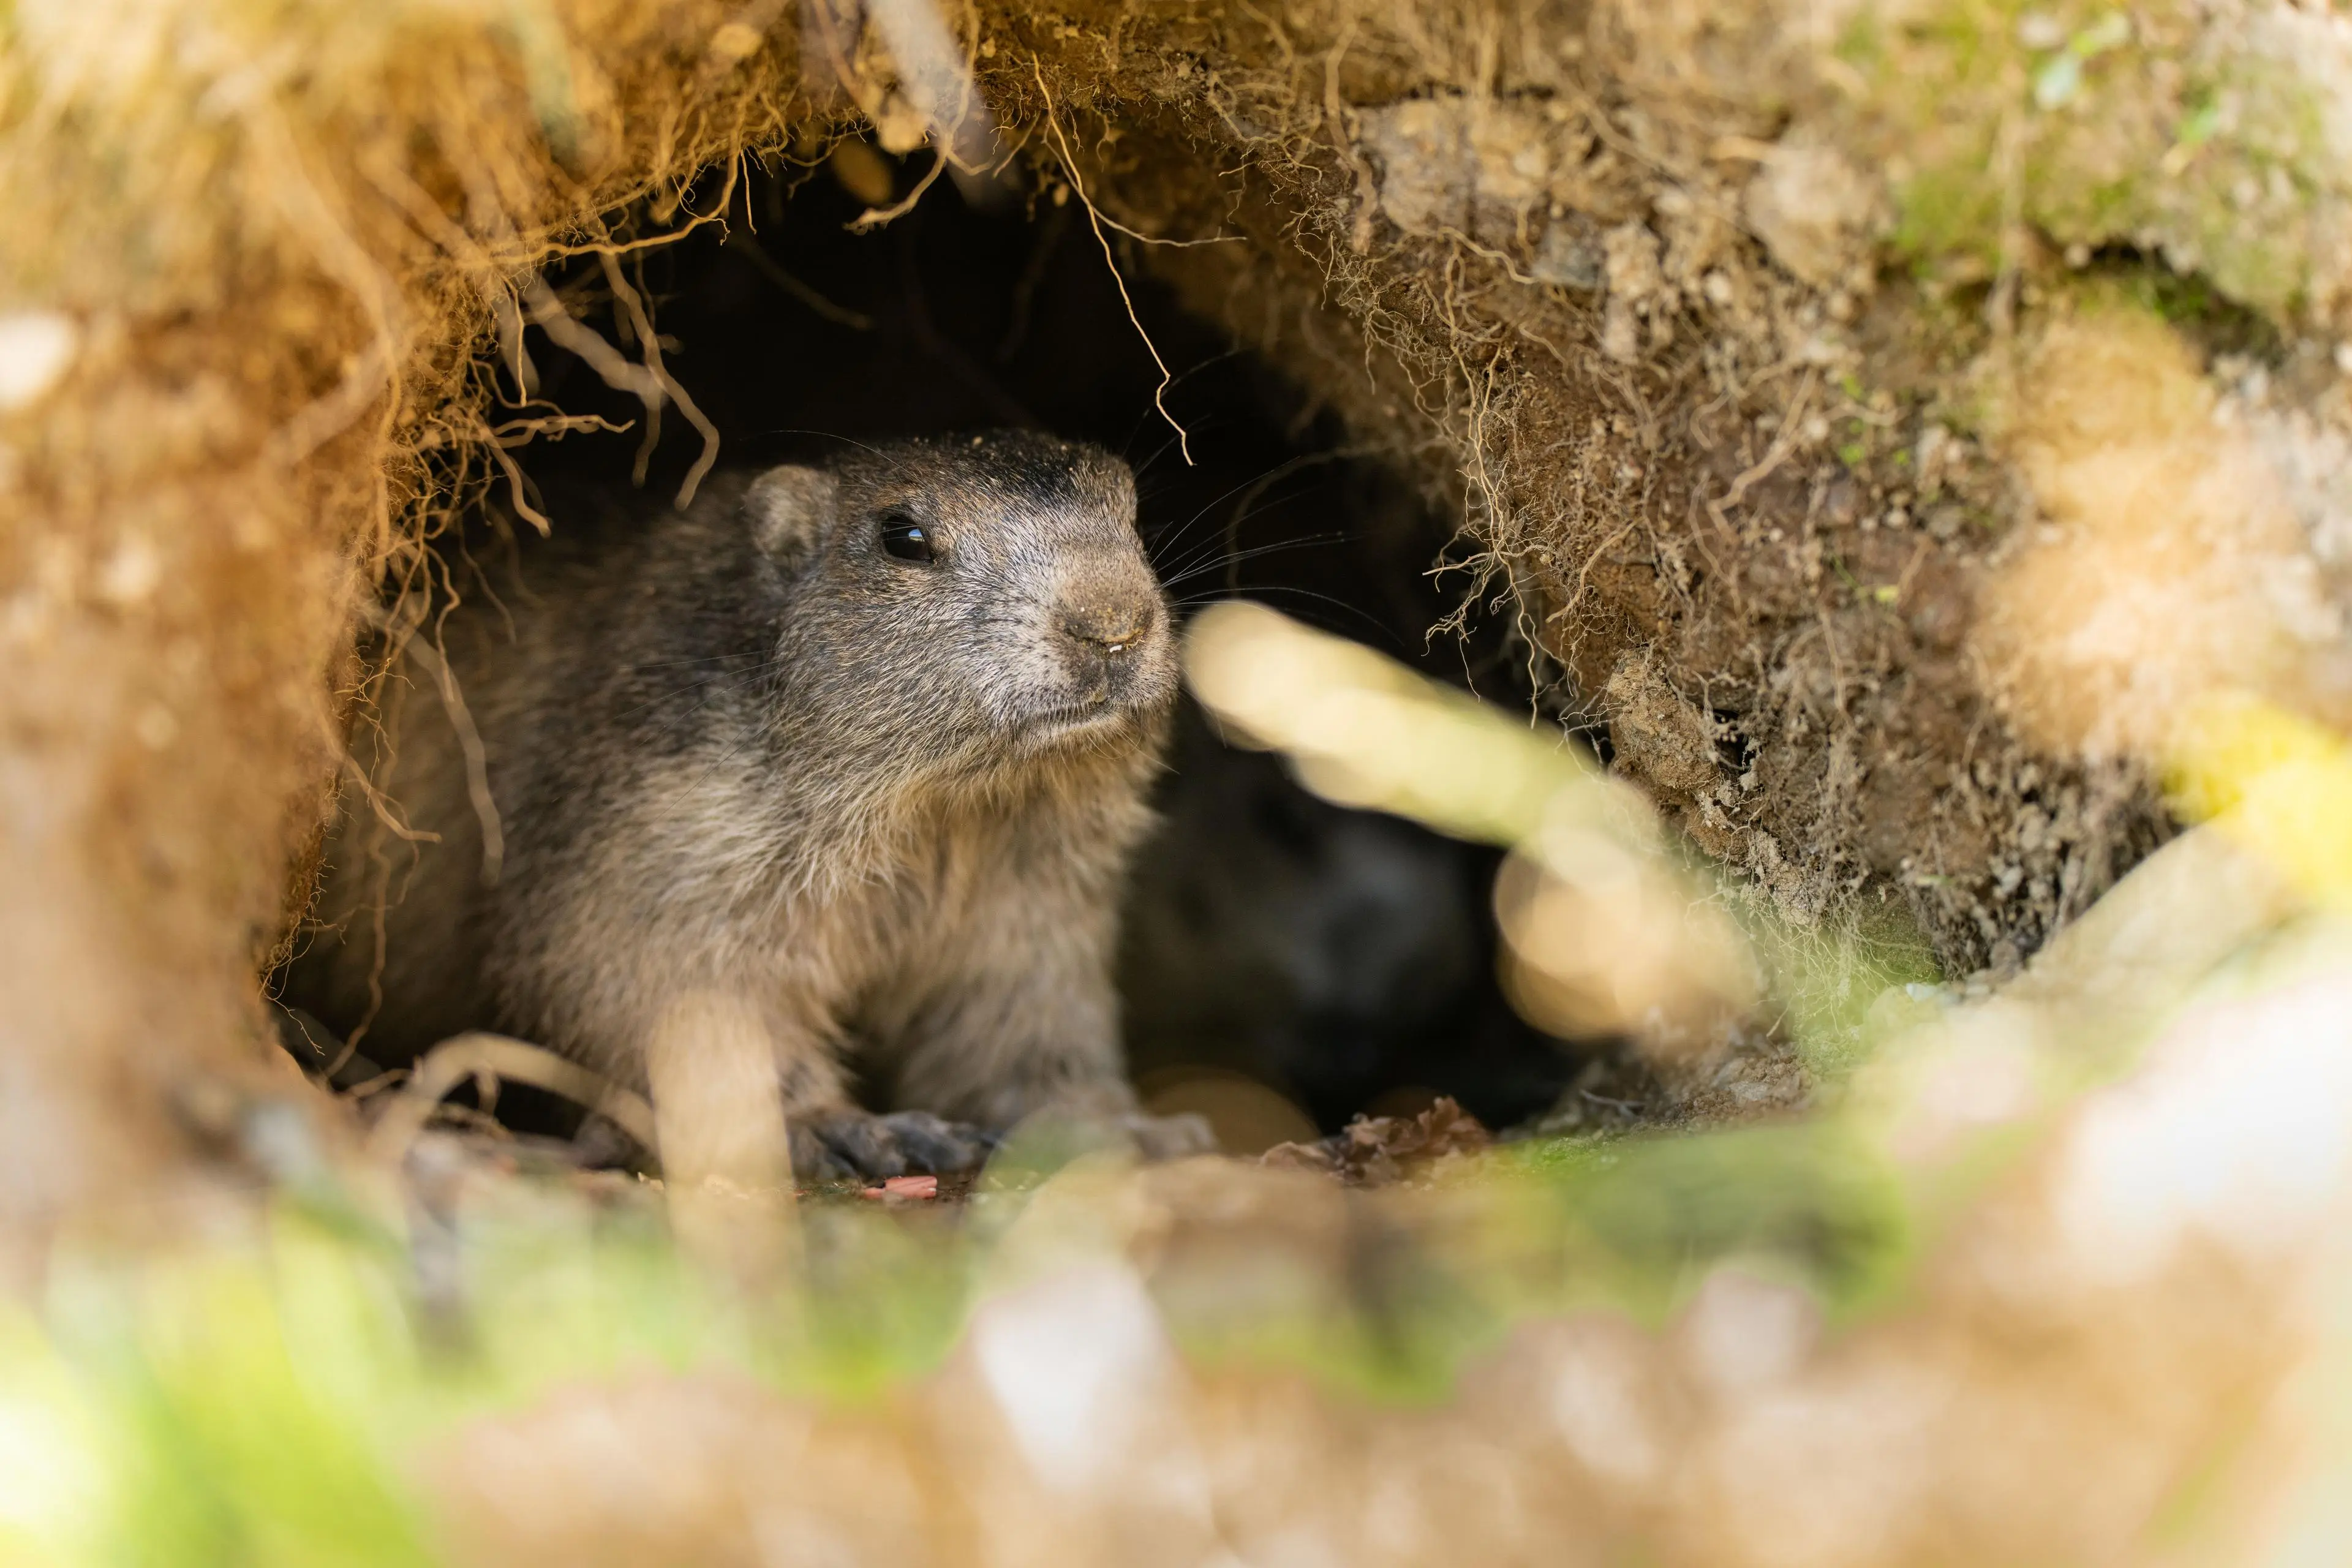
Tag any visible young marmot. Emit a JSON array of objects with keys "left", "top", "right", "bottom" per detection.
[{"left": 285, "top": 432, "right": 1203, "bottom": 1178}]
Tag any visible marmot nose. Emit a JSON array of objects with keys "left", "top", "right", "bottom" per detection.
[{"left": 1058, "top": 600, "right": 1155, "bottom": 654}]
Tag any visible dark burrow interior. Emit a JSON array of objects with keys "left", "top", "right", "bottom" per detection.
[{"left": 288, "top": 145, "right": 1598, "bottom": 1152}]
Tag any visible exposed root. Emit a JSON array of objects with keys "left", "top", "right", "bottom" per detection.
[
  {"left": 367, "top": 1031, "right": 658, "bottom": 1166},
  {"left": 1033, "top": 58, "right": 1196, "bottom": 466},
  {"left": 395, "top": 623, "right": 505, "bottom": 889},
  {"left": 847, "top": 143, "right": 950, "bottom": 231},
  {"left": 598, "top": 251, "right": 723, "bottom": 505}
]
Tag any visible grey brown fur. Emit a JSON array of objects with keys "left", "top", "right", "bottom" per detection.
[{"left": 285, "top": 432, "right": 1199, "bottom": 1178}]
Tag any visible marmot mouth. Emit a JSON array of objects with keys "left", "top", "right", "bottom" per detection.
[{"left": 1019, "top": 695, "right": 1139, "bottom": 745}]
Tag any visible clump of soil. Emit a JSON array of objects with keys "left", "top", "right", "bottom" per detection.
[{"left": 1262, "top": 1095, "right": 1493, "bottom": 1186}]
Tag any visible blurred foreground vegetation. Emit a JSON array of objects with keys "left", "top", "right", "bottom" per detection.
[{"left": 5, "top": 610, "right": 2346, "bottom": 1566}]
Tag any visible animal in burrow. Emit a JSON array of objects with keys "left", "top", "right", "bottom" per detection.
[{"left": 283, "top": 431, "right": 1211, "bottom": 1180}]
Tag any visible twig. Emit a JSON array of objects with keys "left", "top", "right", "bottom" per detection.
[
  {"left": 1032, "top": 59, "right": 1195, "bottom": 466},
  {"left": 367, "top": 1031, "right": 658, "bottom": 1167}
]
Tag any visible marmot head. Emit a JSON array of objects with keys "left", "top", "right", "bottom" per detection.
[{"left": 746, "top": 431, "right": 1177, "bottom": 783}]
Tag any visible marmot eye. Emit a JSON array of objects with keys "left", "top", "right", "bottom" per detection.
[{"left": 879, "top": 514, "right": 936, "bottom": 564}]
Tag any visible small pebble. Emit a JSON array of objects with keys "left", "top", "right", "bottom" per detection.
[{"left": 861, "top": 1174, "right": 939, "bottom": 1201}]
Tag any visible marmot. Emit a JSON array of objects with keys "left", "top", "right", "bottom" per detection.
[{"left": 284, "top": 431, "right": 1205, "bottom": 1178}]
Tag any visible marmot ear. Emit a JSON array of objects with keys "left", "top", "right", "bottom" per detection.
[{"left": 742, "top": 465, "right": 836, "bottom": 571}]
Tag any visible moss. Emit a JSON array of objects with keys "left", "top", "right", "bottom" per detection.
[
  {"left": 1504, "top": 1123, "right": 1917, "bottom": 1323},
  {"left": 2140, "top": 265, "right": 2221, "bottom": 325},
  {"left": 2067, "top": 262, "right": 2280, "bottom": 360},
  {"left": 1891, "top": 156, "right": 2005, "bottom": 273},
  {"left": 1834, "top": 7, "right": 1889, "bottom": 75},
  {"left": 1850, "top": 0, "right": 2347, "bottom": 332}
]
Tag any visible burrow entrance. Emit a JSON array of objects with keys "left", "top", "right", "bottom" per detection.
[{"left": 281, "top": 146, "right": 1606, "bottom": 1153}]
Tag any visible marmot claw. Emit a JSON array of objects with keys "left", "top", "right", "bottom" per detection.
[{"left": 793, "top": 1108, "right": 994, "bottom": 1181}]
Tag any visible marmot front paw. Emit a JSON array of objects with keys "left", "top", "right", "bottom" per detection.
[{"left": 790, "top": 1108, "right": 994, "bottom": 1181}]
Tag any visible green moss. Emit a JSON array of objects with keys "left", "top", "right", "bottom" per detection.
[
  {"left": 1501, "top": 1124, "right": 1917, "bottom": 1323},
  {"left": 1161, "top": 1231, "right": 1507, "bottom": 1407},
  {"left": 2067, "top": 261, "right": 2281, "bottom": 359},
  {"left": 1855, "top": 0, "right": 2343, "bottom": 333},
  {"left": 1834, "top": 6, "right": 1890, "bottom": 74},
  {"left": 1891, "top": 157, "right": 2005, "bottom": 272},
  {"left": 2175, "top": 92, "right": 2222, "bottom": 150},
  {"left": 2143, "top": 267, "right": 2218, "bottom": 323}
]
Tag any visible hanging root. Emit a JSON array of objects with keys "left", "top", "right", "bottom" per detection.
[{"left": 1031, "top": 58, "right": 1196, "bottom": 466}]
